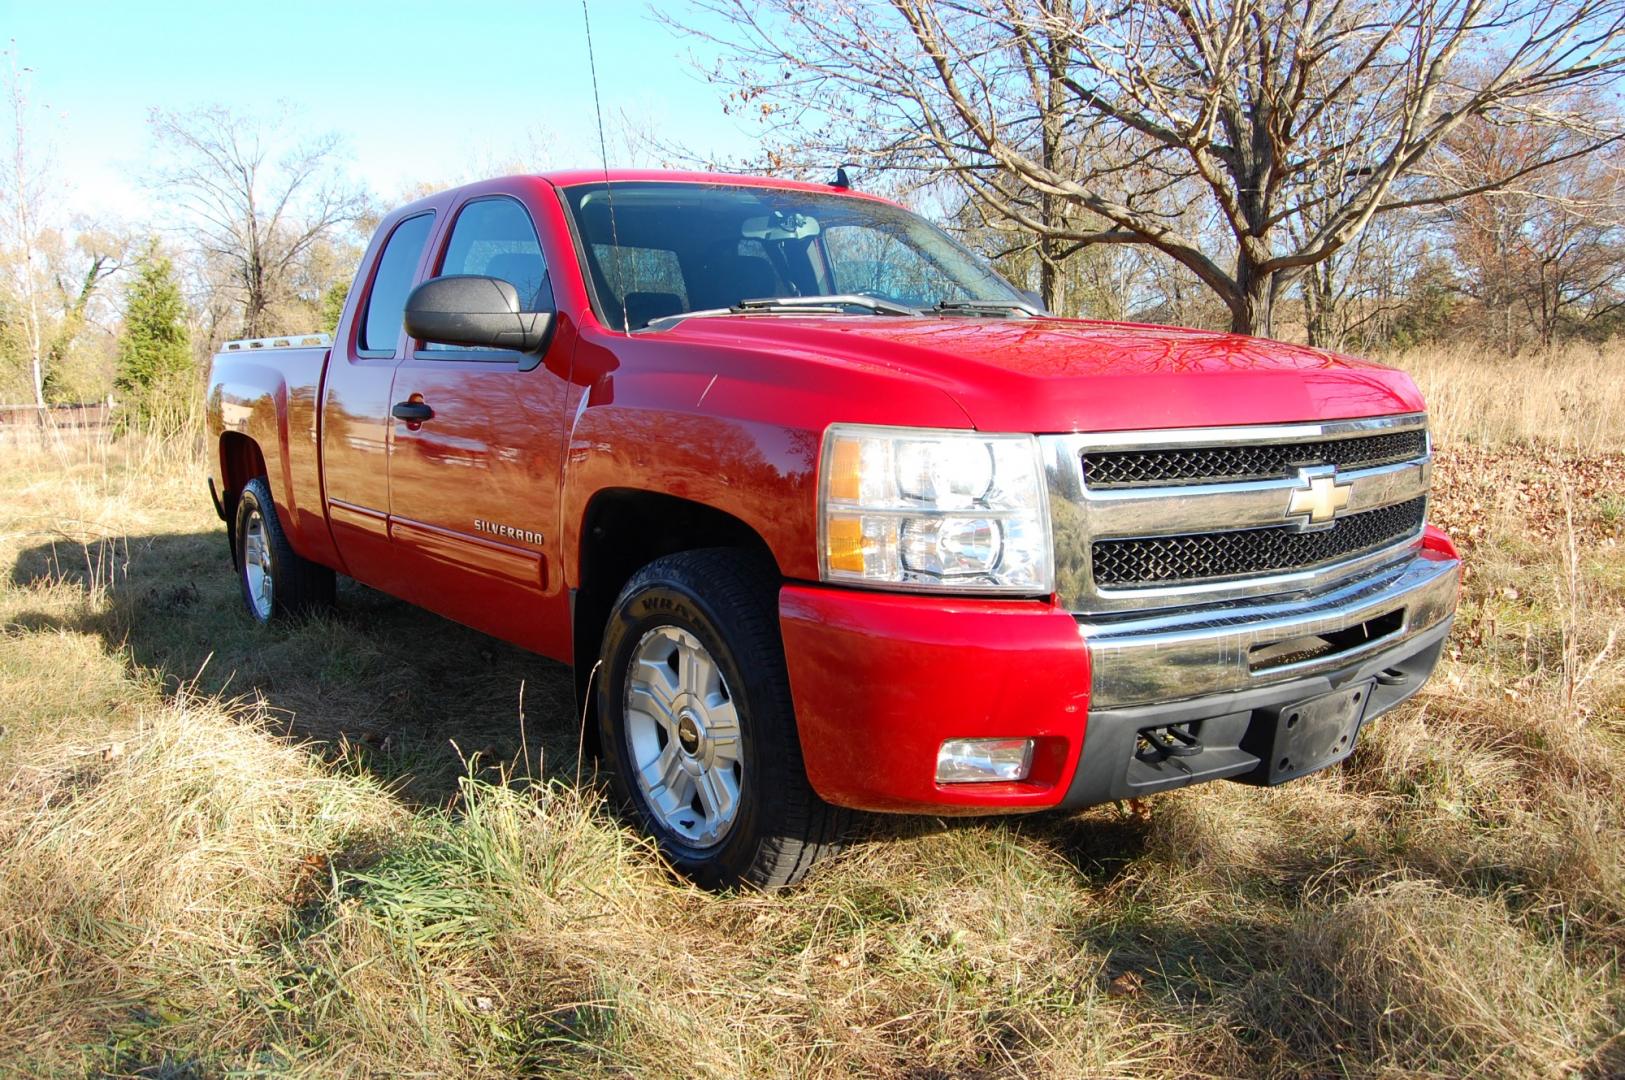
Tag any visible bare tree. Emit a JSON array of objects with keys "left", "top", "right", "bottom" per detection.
[
  {"left": 1438, "top": 109, "right": 1624, "bottom": 345},
  {"left": 956, "top": 175, "right": 1226, "bottom": 320},
  {"left": 679, "top": 0, "right": 1625, "bottom": 336},
  {"left": 1, "top": 44, "right": 50, "bottom": 408},
  {"left": 44, "top": 226, "right": 127, "bottom": 396},
  {"left": 149, "top": 106, "right": 366, "bottom": 340},
  {"left": 0, "top": 47, "right": 122, "bottom": 407}
]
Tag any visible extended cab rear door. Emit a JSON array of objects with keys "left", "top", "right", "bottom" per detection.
[
  {"left": 384, "top": 189, "right": 578, "bottom": 660},
  {"left": 320, "top": 207, "right": 439, "bottom": 590}
]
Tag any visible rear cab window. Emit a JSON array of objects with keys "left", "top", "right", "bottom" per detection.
[
  {"left": 360, "top": 212, "right": 436, "bottom": 354},
  {"left": 591, "top": 244, "right": 690, "bottom": 328}
]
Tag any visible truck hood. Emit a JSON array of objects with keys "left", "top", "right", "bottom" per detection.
[{"left": 657, "top": 315, "right": 1423, "bottom": 432}]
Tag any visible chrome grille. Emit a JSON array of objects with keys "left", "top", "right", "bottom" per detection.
[
  {"left": 1083, "top": 429, "right": 1426, "bottom": 488},
  {"left": 1092, "top": 496, "right": 1427, "bottom": 587},
  {"left": 1041, "top": 414, "right": 1431, "bottom": 614}
]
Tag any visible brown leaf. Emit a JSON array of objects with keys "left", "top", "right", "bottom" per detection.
[{"left": 1107, "top": 970, "right": 1144, "bottom": 998}]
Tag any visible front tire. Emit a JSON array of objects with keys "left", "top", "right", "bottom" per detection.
[
  {"left": 233, "top": 476, "right": 335, "bottom": 622},
  {"left": 597, "top": 548, "right": 847, "bottom": 889}
]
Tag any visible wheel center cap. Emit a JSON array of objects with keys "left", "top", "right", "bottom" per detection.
[{"left": 677, "top": 712, "right": 703, "bottom": 755}]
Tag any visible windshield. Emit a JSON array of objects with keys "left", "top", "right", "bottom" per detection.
[{"left": 561, "top": 181, "right": 1027, "bottom": 330}]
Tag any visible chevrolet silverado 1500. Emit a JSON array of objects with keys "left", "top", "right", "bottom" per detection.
[{"left": 206, "top": 171, "right": 1460, "bottom": 888}]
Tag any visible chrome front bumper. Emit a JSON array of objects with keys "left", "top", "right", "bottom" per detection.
[{"left": 1079, "top": 551, "right": 1461, "bottom": 709}]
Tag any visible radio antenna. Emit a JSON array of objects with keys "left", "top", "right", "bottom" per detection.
[{"left": 581, "top": 0, "right": 630, "bottom": 334}]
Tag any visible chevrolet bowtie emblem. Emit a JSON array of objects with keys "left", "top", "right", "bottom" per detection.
[{"left": 1285, "top": 468, "right": 1353, "bottom": 526}]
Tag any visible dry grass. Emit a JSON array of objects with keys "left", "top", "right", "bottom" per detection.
[
  {"left": 1, "top": 349, "right": 1623, "bottom": 1078},
  {"left": 1387, "top": 339, "right": 1625, "bottom": 451}
]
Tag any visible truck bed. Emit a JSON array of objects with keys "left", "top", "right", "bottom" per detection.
[{"left": 209, "top": 338, "right": 333, "bottom": 567}]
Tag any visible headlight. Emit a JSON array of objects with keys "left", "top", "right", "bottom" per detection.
[{"left": 819, "top": 424, "right": 1053, "bottom": 594}]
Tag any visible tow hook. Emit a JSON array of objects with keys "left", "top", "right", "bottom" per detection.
[{"left": 1138, "top": 723, "right": 1203, "bottom": 761}]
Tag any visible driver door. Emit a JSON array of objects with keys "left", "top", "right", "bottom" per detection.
[{"left": 385, "top": 193, "right": 575, "bottom": 660}]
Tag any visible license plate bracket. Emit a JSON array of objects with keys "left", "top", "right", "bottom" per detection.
[{"left": 1245, "top": 680, "right": 1374, "bottom": 785}]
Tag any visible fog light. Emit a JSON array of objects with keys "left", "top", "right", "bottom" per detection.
[{"left": 936, "top": 738, "right": 1035, "bottom": 783}]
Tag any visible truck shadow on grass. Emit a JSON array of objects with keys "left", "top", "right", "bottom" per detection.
[
  {"left": 8, "top": 528, "right": 586, "bottom": 806},
  {"left": 5, "top": 527, "right": 1158, "bottom": 862}
]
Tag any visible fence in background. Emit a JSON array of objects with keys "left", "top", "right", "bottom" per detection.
[{"left": 0, "top": 403, "right": 113, "bottom": 432}]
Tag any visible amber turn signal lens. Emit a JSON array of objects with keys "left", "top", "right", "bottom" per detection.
[
  {"left": 825, "top": 515, "right": 866, "bottom": 573},
  {"left": 826, "top": 436, "right": 862, "bottom": 503}
]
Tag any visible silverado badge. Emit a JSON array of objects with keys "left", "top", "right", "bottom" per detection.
[
  {"left": 475, "top": 519, "right": 545, "bottom": 545},
  {"left": 1285, "top": 467, "right": 1353, "bottom": 528}
]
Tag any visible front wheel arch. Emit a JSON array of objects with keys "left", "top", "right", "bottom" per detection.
[
  {"left": 571, "top": 488, "right": 777, "bottom": 719},
  {"left": 595, "top": 547, "right": 847, "bottom": 889}
]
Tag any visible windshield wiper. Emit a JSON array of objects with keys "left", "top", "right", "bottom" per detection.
[
  {"left": 734, "top": 294, "right": 923, "bottom": 317},
  {"left": 932, "top": 299, "right": 1043, "bottom": 318},
  {"left": 640, "top": 294, "right": 924, "bottom": 332}
]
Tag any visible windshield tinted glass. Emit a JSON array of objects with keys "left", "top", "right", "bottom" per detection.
[{"left": 562, "top": 182, "right": 1024, "bottom": 330}]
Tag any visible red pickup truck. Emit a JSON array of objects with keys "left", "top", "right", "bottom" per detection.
[{"left": 206, "top": 170, "right": 1460, "bottom": 888}]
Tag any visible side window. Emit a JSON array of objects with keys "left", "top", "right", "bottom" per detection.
[
  {"left": 432, "top": 196, "right": 551, "bottom": 329},
  {"left": 822, "top": 224, "right": 972, "bottom": 307},
  {"left": 361, "top": 212, "right": 435, "bottom": 353}
]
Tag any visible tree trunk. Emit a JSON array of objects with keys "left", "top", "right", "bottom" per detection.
[
  {"left": 1039, "top": 234, "right": 1064, "bottom": 314},
  {"left": 1304, "top": 271, "right": 1326, "bottom": 348},
  {"left": 1231, "top": 256, "right": 1275, "bottom": 338},
  {"left": 1039, "top": 30, "right": 1067, "bottom": 315},
  {"left": 25, "top": 285, "right": 44, "bottom": 412},
  {"left": 1304, "top": 262, "right": 1340, "bottom": 349},
  {"left": 1536, "top": 263, "right": 1556, "bottom": 347},
  {"left": 28, "top": 349, "right": 44, "bottom": 412}
]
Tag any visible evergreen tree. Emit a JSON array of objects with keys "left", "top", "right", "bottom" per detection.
[
  {"left": 320, "top": 280, "right": 349, "bottom": 334},
  {"left": 115, "top": 244, "right": 193, "bottom": 432}
]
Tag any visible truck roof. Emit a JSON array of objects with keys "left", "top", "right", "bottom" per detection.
[
  {"left": 394, "top": 169, "right": 903, "bottom": 212},
  {"left": 539, "top": 168, "right": 896, "bottom": 201}
]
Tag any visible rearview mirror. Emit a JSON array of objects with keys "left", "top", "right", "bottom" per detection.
[
  {"left": 404, "top": 275, "right": 554, "bottom": 362},
  {"left": 741, "top": 211, "right": 820, "bottom": 241}
]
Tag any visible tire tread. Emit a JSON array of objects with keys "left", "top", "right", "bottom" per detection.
[
  {"left": 610, "top": 548, "right": 849, "bottom": 889},
  {"left": 237, "top": 476, "right": 335, "bottom": 619}
]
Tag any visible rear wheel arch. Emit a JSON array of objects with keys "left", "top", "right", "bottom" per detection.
[
  {"left": 218, "top": 433, "right": 268, "bottom": 565},
  {"left": 232, "top": 476, "right": 336, "bottom": 621},
  {"left": 219, "top": 432, "right": 267, "bottom": 505}
]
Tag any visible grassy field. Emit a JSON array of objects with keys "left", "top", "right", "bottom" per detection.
[{"left": 1, "top": 346, "right": 1622, "bottom": 1078}]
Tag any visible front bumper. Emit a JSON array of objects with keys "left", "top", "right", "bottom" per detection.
[
  {"left": 1060, "top": 612, "right": 1450, "bottom": 807},
  {"left": 1080, "top": 544, "right": 1460, "bottom": 709},
  {"left": 779, "top": 546, "right": 1459, "bottom": 814}
]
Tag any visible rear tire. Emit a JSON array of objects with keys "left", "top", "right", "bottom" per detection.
[
  {"left": 597, "top": 548, "right": 847, "bottom": 889},
  {"left": 233, "top": 476, "right": 335, "bottom": 622}
]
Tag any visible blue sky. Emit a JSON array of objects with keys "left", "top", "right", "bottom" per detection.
[{"left": 4, "top": 0, "right": 759, "bottom": 222}]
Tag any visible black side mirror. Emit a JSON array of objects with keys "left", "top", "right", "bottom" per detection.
[{"left": 404, "top": 275, "right": 555, "bottom": 365}]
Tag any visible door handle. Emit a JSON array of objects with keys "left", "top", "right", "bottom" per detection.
[{"left": 392, "top": 400, "right": 434, "bottom": 423}]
